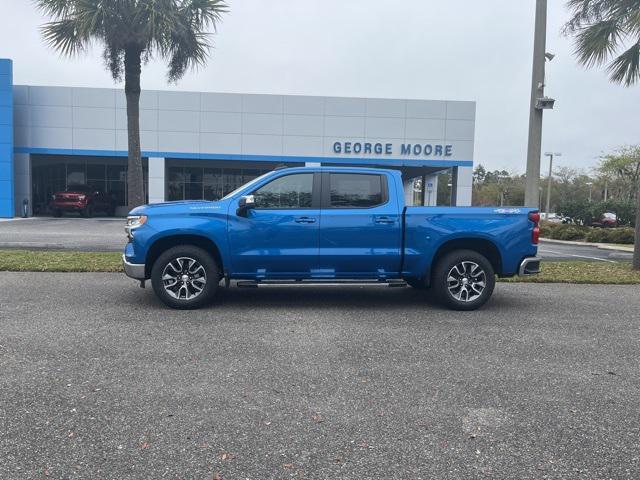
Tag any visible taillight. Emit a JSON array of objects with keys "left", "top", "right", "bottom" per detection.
[{"left": 529, "top": 211, "right": 540, "bottom": 244}]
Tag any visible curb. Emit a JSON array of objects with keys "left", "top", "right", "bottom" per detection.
[{"left": 540, "top": 238, "right": 634, "bottom": 253}]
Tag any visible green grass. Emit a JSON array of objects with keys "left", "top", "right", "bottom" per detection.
[
  {"left": 502, "top": 260, "right": 640, "bottom": 285},
  {"left": 0, "top": 250, "right": 639, "bottom": 284},
  {"left": 0, "top": 249, "right": 123, "bottom": 272}
]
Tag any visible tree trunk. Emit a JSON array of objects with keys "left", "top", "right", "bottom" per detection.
[
  {"left": 124, "top": 47, "right": 145, "bottom": 210},
  {"left": 634, "top": 186, "right": 640, "bottom": 270}
]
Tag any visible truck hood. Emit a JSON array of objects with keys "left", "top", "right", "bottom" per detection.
[{"left": 128, "top": 200, "right": 228, "bottom": 216}]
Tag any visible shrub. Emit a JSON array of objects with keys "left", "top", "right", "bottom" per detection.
[
  {"left": 585, "top": 229, "right": 610, "bottom": 243},
  {"left": 556, "top": 227, "right": 586, "bottom": 241},
  {"left": 608, "top": 228, "right": 635, "bottom": 244},
  {"left": 540, "top": 222, "right": 589, "bottom": 240},
  {"left": 538, "top": 221, "right": 556, "bottom": 238}
]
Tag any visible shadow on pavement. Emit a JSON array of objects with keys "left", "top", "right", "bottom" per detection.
[{"left": 121, "top": 282, "right": 534, "bottom": 314}]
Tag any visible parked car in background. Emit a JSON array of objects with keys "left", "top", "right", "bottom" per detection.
[
  {"left": 50, "top": 185, "right": 116, "bottom": 217},
  {"left": 592, "top": 212, "right": 617, "bottom": 228},
  {"left": 122, "top": 166, "right": 541, "bottom": 311},
  {"left": 541, "top": 213, "right": 573, "bottom": 224},
  {"left": 541, "top": 213, "right": 562, "bottom": 223}
]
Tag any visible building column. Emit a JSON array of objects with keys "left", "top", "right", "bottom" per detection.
[
  {"left": 148, "top": 156, "right": 165, "bottom": 204},
  {"left": 451, "top": 166, "right": 473, "bottom": 207},
  {"left": 13, "top": 153, "right": 31, "bottom": 216},
  {"left": 402, "top": 177, "right": 415, "bottom": 206},
  {"left": 0, "top": 59, "right": 13, "bottom": 218}
]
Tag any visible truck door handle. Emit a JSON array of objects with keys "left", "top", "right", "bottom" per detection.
[
  {"left": 294, "top": 216, "right": 316, "bottom": 224},
  {"left": 375, "top": 216, "right": 395, "bottom": 224}
]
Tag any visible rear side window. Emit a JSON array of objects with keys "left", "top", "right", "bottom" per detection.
[
  {"left": 328, "top": 173, "right": 385, "bottom": 208},
  {"left": 253, "top": 173, "right": 313, "bottom": 209}
]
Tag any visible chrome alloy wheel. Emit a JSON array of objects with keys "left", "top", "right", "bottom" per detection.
[
  {"left": 161, "top": 257, "right": 207, "bottom": 300},
  {"left": 446, "top": 261, "right": 487, "bottom": 302}
]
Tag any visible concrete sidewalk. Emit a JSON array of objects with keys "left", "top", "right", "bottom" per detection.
[{"left": 541, "top": 237, "right": 634, "bottom": 253}]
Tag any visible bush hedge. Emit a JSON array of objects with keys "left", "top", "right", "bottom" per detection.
[{"left": 541, "top": 221, "right": 635, "bottom": 244}]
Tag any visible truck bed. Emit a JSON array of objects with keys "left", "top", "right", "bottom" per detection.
[{"left": 402, "top": 206, "right": 539, "bottom": 278}]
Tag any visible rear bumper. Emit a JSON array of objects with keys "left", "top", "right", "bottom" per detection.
[
  {"left": 518, "top": 257, "right": 541, "bottom": 276},
  {"left": 122, "top": 254, "right": 146, "bottom": 280}
]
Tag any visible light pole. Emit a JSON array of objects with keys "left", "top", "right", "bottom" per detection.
[
  {"left": 544, "top": 152, "right": 561, "bottom": 218},
  {"left": 497, "top": 174, "right": 510, "bottom": 206},
  {"left": 524, "top": 0, "right": 556, "bottom": 208},
  {"left": 586, "top": 182, "right": 593, "bottom": 203}
]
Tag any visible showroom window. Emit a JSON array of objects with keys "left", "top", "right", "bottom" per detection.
[
  {"left": 31, "top": 155, "right": 148, "bottom": 214},
  {"left": 167, "top": 166, "right": 268, "bottom": 202}
]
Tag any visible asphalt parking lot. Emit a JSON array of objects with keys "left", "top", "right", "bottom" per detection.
[
  {"left": 1, "top": 274, "right": 639, "bottom": 479},
  {"left": 0, "top": 217, "right": 126, "bottom": 252}
]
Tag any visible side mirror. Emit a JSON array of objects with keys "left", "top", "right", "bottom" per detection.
[{"left": 236, "top": 195, "right": 255, "bottom": 216}]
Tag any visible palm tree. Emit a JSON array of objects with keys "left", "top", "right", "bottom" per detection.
[
  {"left": 37, "top": 0, "right": 227, "bottom": 210},
  {"left": 564, "top": 0, "right": 640, "bottom": 269}
]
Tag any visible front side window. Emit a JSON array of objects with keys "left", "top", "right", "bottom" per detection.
[
  {"left": 253, "top": 173, "right": 313, "bottom": 209},
  {"left": 329, "top": 173, "right": 384, "bottom": 208}
]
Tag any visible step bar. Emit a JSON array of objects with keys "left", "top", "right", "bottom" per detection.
[{"left": 237, "top": 279, "right": 408, "bottom": 288}]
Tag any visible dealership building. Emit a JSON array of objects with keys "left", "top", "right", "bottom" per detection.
[{"left": 0, "top": 58, "right": 476, "bottom": 218}]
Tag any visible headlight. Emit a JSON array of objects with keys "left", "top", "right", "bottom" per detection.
[
  {"left": 51, "top": 195, "right": 56, "bottom": 201},
  {"left": 126, "top": 215, "right": 148, "bottom": 229},
  {"left": 78, "top": 195, "right": 86, "bottom": 201},
  {"left": 125, "top": 215, "right": 147, "bottom": 239}
]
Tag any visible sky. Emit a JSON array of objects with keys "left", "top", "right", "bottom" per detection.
[{"left": 1, "top": 0, "right": 639, "bottom": 174}]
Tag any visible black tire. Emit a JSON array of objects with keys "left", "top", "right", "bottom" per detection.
[
  {"left": 151, "top": 245, "right": 218, "bottom": 310},
  {"left": 431, "top": 249, "right": 495, "bottom": 311},
  {"left": 52, "top": 209, "right": 62, "bottom": 218},
  {"left": 81, "top": 205, "right": 93, "bottom": 218}
]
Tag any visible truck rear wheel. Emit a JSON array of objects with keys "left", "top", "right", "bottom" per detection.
[
  {"left": 432, "top": 249, "right": 495, "bottom": 311},
  {"left": 151, "top": 245, "right": 218, "bottom": 309}
]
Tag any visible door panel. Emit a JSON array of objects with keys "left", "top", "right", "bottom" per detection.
[
  {"left": 228, "top": 173, "right": 320, "bottom": 278},
  {"left": 319, "top": 173, "right": 402, "bottom": 278}
]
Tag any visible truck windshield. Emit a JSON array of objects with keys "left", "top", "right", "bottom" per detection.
[{"left": 220, "top": 172, "right": 273, "bottom": 200}]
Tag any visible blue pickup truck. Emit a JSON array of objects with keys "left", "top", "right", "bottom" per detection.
[{"left": 123, "top": 166, "right": 540, "bottom": 310}]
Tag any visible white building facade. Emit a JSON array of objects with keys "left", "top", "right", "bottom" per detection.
[{"left": 1, "top": 58, "right": 476, "bottom": 217}]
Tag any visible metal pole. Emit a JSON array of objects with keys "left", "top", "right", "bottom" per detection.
[
  {"left": 545, "top": 153, "right": 553, "bottom": 217},
  {"left": 524, "top": 0, "right": 548, "bottom": 208}
]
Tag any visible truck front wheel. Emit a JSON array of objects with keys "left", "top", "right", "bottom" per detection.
[
  {"left": 151, "top": 245, "right": 218, "bottom": 309},
  {"left": 432, "top": 249, "right": 495, "bottom": 311}
]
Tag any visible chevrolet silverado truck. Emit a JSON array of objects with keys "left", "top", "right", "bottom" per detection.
[{"left": 123, "top": 166, "right": 541, "bottom": 311}]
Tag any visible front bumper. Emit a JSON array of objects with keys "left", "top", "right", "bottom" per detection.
[
  {"left": 519, "top": 257, "right": 541, "bottom": 276},
  {"left": 122, "top": 254, "right": 146, "bottom": 280},
  {"left": 51, "top": 201, "right": 87, "bottom": 211}
]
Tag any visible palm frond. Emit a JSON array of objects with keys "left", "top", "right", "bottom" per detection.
[
  {"left": 41, "top": 18, "right": 90, "bottom": 56},
  {"left": 574, "top": 19, "right": 624, "bottom": 67},
  {"left": 607, "top": 42, "right": 640, "bottom": 86},
  {"left": 37, "top": 0, "right": 227, "bottom": 82},
  {"left": 35, "top": 0, "right": 73, "bottom": 18},
  {"left": 167, "top": 30, "right": 211, "bottom": 82},
  {"left": 180, "top": 0, "right": 228, "bottom": 30}
]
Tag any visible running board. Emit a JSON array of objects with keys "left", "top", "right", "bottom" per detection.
[{"left": 237, "top": 279, "right": 407, "bottom": 288}]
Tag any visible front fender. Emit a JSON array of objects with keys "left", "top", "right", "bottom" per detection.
[{"left": 126, "top": 213, "right": 230, "bottom": 268}]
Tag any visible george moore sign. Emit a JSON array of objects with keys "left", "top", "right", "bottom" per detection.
[{"left": 333, "top": 141, "right": 453, "bottom": 157}]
